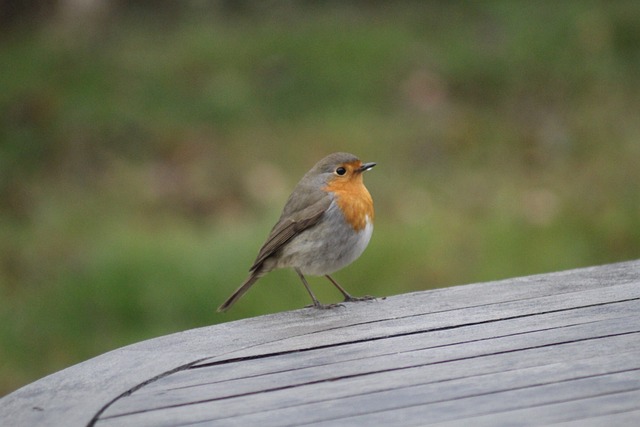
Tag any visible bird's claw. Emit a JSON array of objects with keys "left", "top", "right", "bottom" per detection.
[
  {"left": 344, "top": 295, "right": 376, "bottom": 302},
  {"left": 306, "top": 302, "right": 345, "bottom": 310}
]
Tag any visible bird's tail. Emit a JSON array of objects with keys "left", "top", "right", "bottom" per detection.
[{"left": 217, "top": 272, "right": 262, "bottom": 312}]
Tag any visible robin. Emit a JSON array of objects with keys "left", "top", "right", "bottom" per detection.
[{"left": 217, "top": 152, "right": 376, "bottom": 312}]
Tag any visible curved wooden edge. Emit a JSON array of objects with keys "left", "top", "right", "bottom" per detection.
[
  {"left": 0, "top": 308, "right": 327, "bottom": 426},
  {"left": 1, "top": 260, "right": 638, "bottom": 426}
]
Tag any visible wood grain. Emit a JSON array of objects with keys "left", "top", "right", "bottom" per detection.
[{"left": 1, "top": 260, "right": 639, "bottom": 427}]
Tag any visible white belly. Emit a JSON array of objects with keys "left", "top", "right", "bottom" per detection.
[{"left": 276, "top": 203, "right": 374, "bottom": 276}]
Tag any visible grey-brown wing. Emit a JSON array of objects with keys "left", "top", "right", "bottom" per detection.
[{"left": 249, "top": 195, "right": 331, "bottom": 272}]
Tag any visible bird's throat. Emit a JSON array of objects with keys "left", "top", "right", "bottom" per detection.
[{"left": 326, "top": 180, "right": 374, "bottom": 231}]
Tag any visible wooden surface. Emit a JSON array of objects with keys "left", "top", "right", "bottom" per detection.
[{"left": 1, "top": 260, "right": 640, "bottom": 426}]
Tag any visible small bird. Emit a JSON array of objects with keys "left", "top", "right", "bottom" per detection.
[{"left": 218, "top": 152, "right": 376, "bottom": 312}]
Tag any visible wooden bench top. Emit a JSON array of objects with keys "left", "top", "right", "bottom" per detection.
[{"left": 2, "top": 260, "right": 640, "bottom": 426}]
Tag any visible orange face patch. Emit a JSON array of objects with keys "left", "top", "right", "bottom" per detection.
[{"left": 324, "top": 161, "right": 374, "bottom": 231}]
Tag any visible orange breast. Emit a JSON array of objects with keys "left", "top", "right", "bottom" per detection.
[{"left": 324, "top": 170, "right": 374, "bottom": 231}]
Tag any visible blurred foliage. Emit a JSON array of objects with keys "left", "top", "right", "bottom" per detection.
[{"left": 1, "top": 0, "right": 640, "bottom": 396}]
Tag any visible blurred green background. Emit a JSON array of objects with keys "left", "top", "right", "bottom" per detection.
[{"left": 1, "top": 0, "right": 639, "bottom": 396}]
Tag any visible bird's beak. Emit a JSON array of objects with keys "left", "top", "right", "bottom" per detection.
[{"left": 358, "top": 162, "right": 376, "bottom": 173}]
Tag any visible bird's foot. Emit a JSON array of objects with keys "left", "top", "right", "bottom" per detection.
[
  {"left": 305, "top": 302, "right": 345, "bottom": 310},
  {"left": 343, "top": 295, "right": 376, "bottom": 303}
]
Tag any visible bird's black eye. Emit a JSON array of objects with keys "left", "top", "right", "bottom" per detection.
[{"left": 335, "top": 166, "right": 347, "bottom": 176}]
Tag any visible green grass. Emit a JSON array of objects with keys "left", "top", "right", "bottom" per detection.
[{"left": 1, "top": 1, "right": 640, "bottom": 396}]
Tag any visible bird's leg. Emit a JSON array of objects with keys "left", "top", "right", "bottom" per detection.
[
  {"left": 325, "top": 275, "right": 375, "bottom": 302},
  {"left": 295, "top": 269, "right": 343, "bottom": 309}
]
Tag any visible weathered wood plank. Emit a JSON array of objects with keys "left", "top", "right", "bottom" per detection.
[
  {"left": 94, "top": 351, "right": 640, "bottom": 427},
  {"left": 194, "top": 281, "right": 640, "bottom": 363},
  {"left": 136, "top": 298, "right": 640, "bottom": 393},
  {"left": 549, "top": 409, "right": 640, "bottom": 427},
  {"left": 301, "top": 388, "right": 640, "bottom": 427},
  {"left": 1, "top": 260, "right": 639, "bottom": 427},
  {"left": 100, "top": 311, "right": 640, "bottom": 417},
  {"left": 428, "top": 389, "right": 640, "bottom": 427}
]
